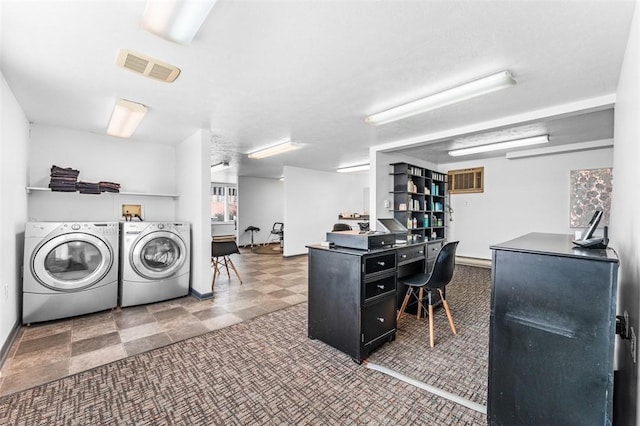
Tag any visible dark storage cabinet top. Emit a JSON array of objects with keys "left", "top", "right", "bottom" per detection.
[
  {"left": 488, "top": 232, "right": 619, "bottom": 426},
  {"left": 490, "top": 232, "right": 619, "bottom": 262}
]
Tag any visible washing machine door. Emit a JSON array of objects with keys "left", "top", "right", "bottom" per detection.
[
  {"left": 130, "top": 231, "right": 187, "bottom": 280},
  {"left": 31, "top": 233, "right": 114, "bottom": 292}
]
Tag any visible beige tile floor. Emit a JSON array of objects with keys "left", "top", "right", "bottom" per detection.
[{"left": 0, "top": 246, "right": 308, "bottom": 397}]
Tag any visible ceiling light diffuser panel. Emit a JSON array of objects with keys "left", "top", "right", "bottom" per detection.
[
  {"left": 448, "top": 135, "right": 549, "bottom": 157},
  {"left": 365, "top": 70, "right": 517, "bottom": 125},
  {"left": 107, "top": 99, "right": 147, "bottom": 138},
  {"left": 248, "top": 140, "right": 300, "bottom": 159},
  {"left": 336, "top": 164, "right": 370, "bottom": 173},
  {"left": 142, "top": 0, "right": 217, "bottom": 44}
]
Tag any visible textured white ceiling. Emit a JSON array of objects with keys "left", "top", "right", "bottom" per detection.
[{"left": 0, "top": 1, "right": 634, "bottom": 179}]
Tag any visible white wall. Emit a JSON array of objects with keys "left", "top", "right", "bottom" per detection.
[
  {"left": 283, "top": 166, "right": 368, "bottom": 256},
  {"left": 0, "top": 72, "right": 29, "bottom": 355},
  {"left": 28, "top": 124, "right": 176, "bottom": 222},
  {"left": 441, "top": 147, "right": 613, "bottom": 260},
  {"left": 237, "top": 176, "right": 283, "bottom": 247},
  {"left": 610, "top": 2, "right": 640, "bottom": 423},
  {"left": 175, "top": 130, "right": 211, "bottom": 298}
]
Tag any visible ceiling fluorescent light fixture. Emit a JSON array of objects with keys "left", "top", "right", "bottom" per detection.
[
  {"left": 448, "top": 135, "right": 549, "bottom": 157},
  {"left": 506, "top": 139, "right": 613, "bottom": 160},
  {"left": 107, "top": 99, "right": 147, "bottom": 138},
  {"left": 365, "top": 70, "right": 517, "bottom": 125},
  {"left": 142, "top": 0, "right": 217, "bottom": 44},
  {"left": 210, "top": 161, "right": 230, "bottom": 172},
  {"left": 336, "top": 164, "right": 370, "bottom": 173},
  {"left": 248, "top": 140, "right": 300, "bottom": 159}
]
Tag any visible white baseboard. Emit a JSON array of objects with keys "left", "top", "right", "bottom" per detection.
[{"left": 456, "top": 256, "right": 492, "bottom": 269}]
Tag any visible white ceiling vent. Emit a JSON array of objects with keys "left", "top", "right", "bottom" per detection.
[{"left": 116, "top": 49, "right": 180, "bottom": 83}]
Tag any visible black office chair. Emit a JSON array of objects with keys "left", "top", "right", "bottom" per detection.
[
  {"left": 397, "top": 241, "right": 459, "bottom": 347},
  {"left": 264, "top": 222, "right": 284, "bottom": 247},
  {"left": 211, "top": 238, "right": 242, "bottom": 290},
  {"left": 332, "top": 223, "right": 352, "bottom": 231}
]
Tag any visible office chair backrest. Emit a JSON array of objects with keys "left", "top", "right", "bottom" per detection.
[
  {"left": 332, "top": 223, "right": 352, "bottom": 231},
  {"left": 426, "top": 241, "right": 459, "bottom": 289}
]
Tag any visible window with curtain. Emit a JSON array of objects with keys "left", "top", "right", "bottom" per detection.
[{"left": 211, "top": 184, "right": 238, "bottom": 222}]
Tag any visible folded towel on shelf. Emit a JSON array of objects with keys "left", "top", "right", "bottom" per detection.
[
  {"left": 49, "top": 165, "right": 80, "bottom": 192},
  {"left": 77, "top": 181, "right": 101, "bottom": 194},
  {"left": 48, "top": 182, "right": 77, "bottom": 192},
  {"left": 50, "top": 165, "right": 80, "bottom": 178},
  {"left": 99, "top": 181, "right": 121, "bottom": 193},
  {"left": 47, "top": 166, "right": 123, "bottom": 195}
]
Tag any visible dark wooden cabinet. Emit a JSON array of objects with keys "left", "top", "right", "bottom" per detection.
[
  {"left": 308, "top": 242, "right": 427, "bottom": 363},
  {"left": 488, "top": 233, "right": 619, "bottom": 425}
]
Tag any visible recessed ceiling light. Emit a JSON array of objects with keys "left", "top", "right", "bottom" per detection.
[{"left": 365, "top": 71, "right": 517, "bottom": 125}]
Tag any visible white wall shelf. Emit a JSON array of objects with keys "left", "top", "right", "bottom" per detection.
[{"left": 25, "top": 186, "right": 179, "bottom": 199}]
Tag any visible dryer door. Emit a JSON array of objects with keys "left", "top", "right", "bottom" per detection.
[
  {"left": 130, "top": 231, "right": 187, "bottom": 280},
  {"left": 31, "top": 233, "right": 114, "bottom": 291}
]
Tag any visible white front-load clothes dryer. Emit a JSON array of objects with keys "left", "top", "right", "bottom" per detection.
[
  {"left": 119, "top": 222, "right": 191, "bottom": 307},
  {"left": 22, "top": 222, "right": 119, "bottom": 324}
]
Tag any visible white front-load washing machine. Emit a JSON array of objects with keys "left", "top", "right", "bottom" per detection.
[
  {"left": 119, "top": 222, "right": 190, "bottom": 307},
  {"left": 23, "top": 222, "right": 119, "bottom": 324}
]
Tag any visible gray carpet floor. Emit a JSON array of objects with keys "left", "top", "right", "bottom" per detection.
[
  {"left": 368, "top": 264, "right": 491, "bottom": 407},
  {"left": 0, "top": 265, "right": 489, "bottom": 425}
]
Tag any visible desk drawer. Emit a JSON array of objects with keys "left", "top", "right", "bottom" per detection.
[
  {"left": 364, "top": 253, "right": 396, "bottom": 275},
  {"left": 397, "top": 245, "right": 426, "bottom": 265},
  {"left": 427, "top": 241, "right": 443, "bottom": 259},
  {"left": 362, "top": 296, "right": 396, "bottom": 345},
  {"left": 426, "top": 241, "right": 444, "bottom": 271},
  {"left": 364, "top": 274, "right": 396, "bottom": 301}
]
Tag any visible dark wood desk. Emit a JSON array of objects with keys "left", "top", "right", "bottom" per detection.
[{"left": 307, "top": 239, "right": 439, "bottom": 362}]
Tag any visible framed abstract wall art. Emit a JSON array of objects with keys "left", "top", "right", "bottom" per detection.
[{"left": 569, "top": 168, "right": 612, "bottom": 228}]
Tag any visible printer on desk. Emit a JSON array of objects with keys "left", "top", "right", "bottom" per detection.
[
  {"left": 325, "top": 230, "right": 394, "bottom": 250},
  {"left": 325, "top": 218, "right": 411, "bottom": 250}
]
